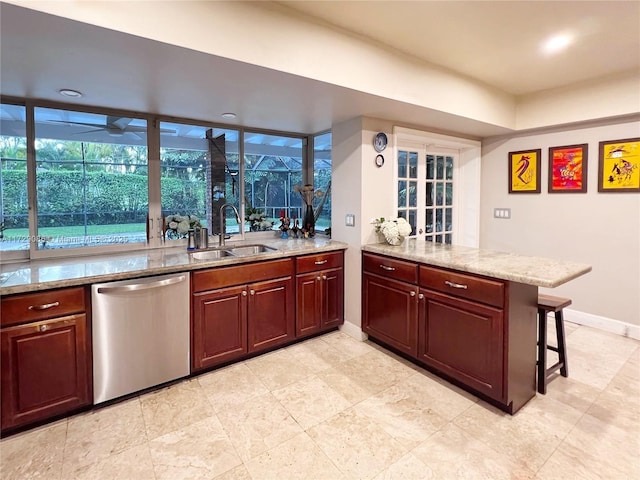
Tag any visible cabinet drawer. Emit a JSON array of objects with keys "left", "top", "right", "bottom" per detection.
[
  {"left": 1, "top": 287, "right": 86, "bottom": 327},
  {"left": 192, "top": 258, "right": 294, "bottom": 292},
  {"left": 296, "top": 251, "right": 343, "bottom": 274},
  {"left": 419, "top": 266, "right": 504, "bottom": 308},
  {"left": 362, "top": 253, "right": 418, "bottom": 284}
]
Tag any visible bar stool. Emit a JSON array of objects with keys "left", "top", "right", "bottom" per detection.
[{"left": 537, "top": 294, "right": 571, "bottom": 394}]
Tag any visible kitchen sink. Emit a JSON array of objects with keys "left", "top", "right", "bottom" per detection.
[
  {"left": 225, "top": 244, "right": 278, "bottom": 256},
  {"left": 190, "top": 248, "right": 235, "bottom": 260},
  {"left": 190, "top": 244, "right": 277, "bottom": 260}
]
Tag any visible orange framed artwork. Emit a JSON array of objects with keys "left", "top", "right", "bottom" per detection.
[
  {"left": 598, "top": 138, "right": 640, "bottom": 192},
  {"left": 548, "top": 144, "right": 588, "bottom": 193},
  {"left": 508, "top": 149, "right": 541, "bottom": 193}
]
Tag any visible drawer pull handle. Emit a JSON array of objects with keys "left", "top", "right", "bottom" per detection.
[
  {"left": 445, "top": 280, "right": 468, "bottom": 289},
  {"left": 379, "top": 264, "right": 396, "bottom": 271},
  {"left": 28, "top": 301, "right": 60, "bottom": 311},
  {"left": 314, "top": 260, "right": 328, "bottom": 265}
]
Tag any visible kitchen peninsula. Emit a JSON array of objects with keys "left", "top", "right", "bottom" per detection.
[{"left": 362, "top": 241, "right": 591, "bottom": 414}]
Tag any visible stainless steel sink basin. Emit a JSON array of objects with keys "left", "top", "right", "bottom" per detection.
[
  {"left": 225, "top": 244, "right": 278, "bottom": 256},
  {"left": 190, "top": 248, "right": 235, "bottom": 260}
]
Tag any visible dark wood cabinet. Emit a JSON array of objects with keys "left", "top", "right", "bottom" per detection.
[
  {"left": 418, "top": 289, "right": 504, "bottom": 401},
  {"left": 191, "top": 258, "right": 295, "bottom": 371},
  {"left": 1, "top": 287, "right": 91, "bottom": 432},
  {"left": 295, "top": 251, "right": 344, "bottom": 338},
  {"left": 192, "top": 285, "right": 248, "bottom": 371},
  {"left": 363, "top": 273, "right": 418, "bottom": 356}
]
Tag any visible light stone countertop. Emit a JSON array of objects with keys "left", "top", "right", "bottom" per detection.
[
  {"left": 362, "top": 240, "right": 592, "bottom": 288},
  {"left": 0, "top": 237, "right": 348, "bottom": 295}
]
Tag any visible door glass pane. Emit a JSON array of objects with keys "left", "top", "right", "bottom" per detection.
[
  {"left": 445, "top": 208, "right": 452, "bottom": 231},
  {"left": 435, "top": 209, "right": 443, "bottom": 232},
  {"left": 408, "top": 181, "right": 417, "bottom": 207},
  {"left": 445, "top": 233, "right": 452, "bottom": 244},
  {"left": 0, "top": 103, "right": 28, "bottom": 251},
  {"left": 426, "top": 209, "right": 433, "bottom": 233},
  {"left": 398, "top": 180, "right": 407, "bottom": 207},
  {"left": 398, "top": 150, "right": 407, "bottom": 178},
  {"left": 409, "top": 152, "right": 418, "bottom": 178},
  {"left": 408, "top": 210, "right": 416, "bottom": 236},
  {"left": 160, "top": 122, "right": 239, "bottom": 240},
  {"left": 313, "top": 132, "right": 332, "bottom": 233},
  {"left": 426, "top": 154, "right": 434, "bottom": 179},
  {"left": 244, "top": 132, "right": 302, "bottom": 234},
  {"left": 436, "top": 155, "right": 444, "bottom": 179},
  {"left": 426, "top": 183, "right": 433, "bottom": 206},
  {"left": 436, "top": 183, "right": 444, "bottom": 206},
  {"left": 446, "top": 156, "right": 454, "bottom": 180},
  {"left": 446, "top": 183, "right": 453, "bottom": 205},
  {"left": 34, "top": 107, "right": 148, "bottom": 249}
]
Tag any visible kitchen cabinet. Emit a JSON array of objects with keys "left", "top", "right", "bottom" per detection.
[
  {"left": 295, "top": 251, "right": 344, "bottom": 338},
  {"left": 1, "top": 287, "right": 91, "bottom": 431},
  {"left": 362, "top": 254, "right": 418, "bottom": 356},
  {"left": 362, "top": 252, "right": 538, "bottom": 414},
  {"left": 191, "top": 258, "right": 295, "bottom": 371}
]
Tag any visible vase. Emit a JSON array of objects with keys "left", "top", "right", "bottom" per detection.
[
  {"left": 386, "top": 235, "right": 404, "bottom": 246},
  {"left": 303, "top": 204, "right": 315, "bottom": 237}
]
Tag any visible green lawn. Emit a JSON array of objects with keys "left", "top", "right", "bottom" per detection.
[{"left": 3, "top": 223, "right": 146, "bottom": 237}]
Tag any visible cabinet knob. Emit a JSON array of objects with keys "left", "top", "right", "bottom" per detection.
[
  {"left": 418, "top": 293, "right": 424, "bottom": 300},
  {"left": 316, "top": 276, "right": 322, "bottom": 281},
  {"left": 322, "top": 275, "right": 327, "bottom": 280},
  {"left": 410, "top": 291, "right": 416, "bottom": 297},
  {"left": 38, "top": 324, "right": 48, "bottom": 332},
  {"left": 250, "top": 290, "right": 255, "bottom": 295},
  {"left": 242, "top": 290, "right": 248, "bottom": 296}
]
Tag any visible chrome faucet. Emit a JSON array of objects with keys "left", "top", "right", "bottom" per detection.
[{"left": 219, "top": 203, "right": 241, "bottom": 246}]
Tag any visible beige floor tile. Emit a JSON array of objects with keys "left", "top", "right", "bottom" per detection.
[
  {"left": 286, "top": 336, "right": 356, "bottom": 372},
  {"left": 411, "top": 423, "right": 535, "bottom": 479},
  {"left": 316, "top": 365, "right": 376, "bottom": 405},
  {"left": 307, "top": 408, "right": 408, "bottom": 480},
  {"left": 318, "top": 331, "right": 375, "bottom": 359},
  {"left": 213, "top": 464, "right": 253, "bottom": 480},
  {"left": 244, "top": 348, "right": 314, "bottom": 390},
  {"left": 62, "top": 398, "right": 147, "bottom": 470},
  {"left": 198, "top": 362, "right": 269, "bottom": 413},
  {"left": 245, "top": 432, "right": 346, "bottom": 480},
  {"left": 62, "top": 443, "right": 155, "bottom": 480},
  {"left": 372, "top": 452, "right": 434, "bottom": 480},
  {"left": 561, "top": 412, "right": 640, "bottom": 478},
  {"left": 140, "top": 378, "right": 214, "bottom": 440},
  {"left": 216, "top": 391, "right": 303, "bottom": 461},
  {"left": 149, "top": 416, "right": 242, "bottom": 480},
  {"left": 0, "top": 419, "right": 67, "bottom": 480},
  {"left": 539, "top": 375, "right": 600, "bottom": 413},
  {"left": 453, "top": 395, "right": 583, "bottom": 472},
  {"left": 272, "top": 374, "right": 351, "bottom": 429},
  {"left": 536, "top": 441, "right": 632, "bottom": 480}
]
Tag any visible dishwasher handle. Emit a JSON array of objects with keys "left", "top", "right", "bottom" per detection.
[{"left": 96, "top": 275, "right": 186, "bottom": 294}]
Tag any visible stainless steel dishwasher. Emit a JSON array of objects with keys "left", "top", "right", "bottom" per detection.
[{"left": 91, "top": 272, "right": 190, "bottom": 404}]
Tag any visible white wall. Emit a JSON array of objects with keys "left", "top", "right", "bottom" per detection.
[{"left": 481, "top": 117, "right": 640, "bottom": 327}]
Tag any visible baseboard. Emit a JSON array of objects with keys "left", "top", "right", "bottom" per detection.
[
  {"left": 564, "top": 308, "right": 640, "bottom": 340},
  {"left": 339, "top": 321, "right": 367, "bottom": 341}
]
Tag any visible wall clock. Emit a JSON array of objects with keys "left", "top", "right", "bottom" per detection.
[
  {"left": 375, "top": 154, "right": 384, "bottom": 167},
  {"left": 373, "top": 132, "right": 388, "bottom": 152}
]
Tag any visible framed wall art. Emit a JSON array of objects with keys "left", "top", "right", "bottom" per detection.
[
  {"left": 508, "top": 149, "right": 541, "bottom": 193},
  {"left": 548, "top": 143, "right": 588, "bottom": 193},
  {"left": 598, "top": 137, "right": 640, "bottom": 192}
]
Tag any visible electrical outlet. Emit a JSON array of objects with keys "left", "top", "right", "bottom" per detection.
[
  {"left": 345, "top": 214, "right": 355, "bottom": 227},
  {"left": 493, "top": 208, "right": 511, "bottom": 219}
]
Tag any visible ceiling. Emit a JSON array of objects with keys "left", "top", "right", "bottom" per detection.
[{"left": 1, "top": 1, "right": 638, "bottom": 139}]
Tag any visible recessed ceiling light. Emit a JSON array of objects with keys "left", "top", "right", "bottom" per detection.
[
  {"left": 58, "top": 88, "right": 83, "bottom": 98},
  {"left": 221, "top": 112, "right": 236, "bottom": 119},
  {"left": 542, "top": 33, "right": 573, "bottom": 55}
]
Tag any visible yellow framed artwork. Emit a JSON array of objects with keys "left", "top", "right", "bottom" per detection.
[
  {"left": 598, "top": 138, "right": 640, "bottom": 192},
  {"left": 508, "top": 149, "right": 541, "bottom": 193}
]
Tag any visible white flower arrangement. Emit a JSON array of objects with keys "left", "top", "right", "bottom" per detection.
[
  {"left": 165, "top": 214, "right": 202, "bottom": 239},
  {"left": 372, "top": 216, "right": 412, "bottom": 245}
]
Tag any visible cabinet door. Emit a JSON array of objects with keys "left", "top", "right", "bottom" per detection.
[
  {"left": 418, "top": 289, "right": 504, "bottom": 401},
  {"left": 1, "top": 314, "right": 91, "bottom": 431},
  {"left": 192, "top": 285, "right": 247, "bottom": 371},
  {"left": 321, "top": 267, "right": 344, "bottom": 329},
  {"left": 363, "top": 273, "right": 418, "bottom": 356},
  {"left": 248, "top": 277, "right": 294, "bottom": 353},
  {"left": 296, "top": 272, "right": 322, "bottom": 337}
]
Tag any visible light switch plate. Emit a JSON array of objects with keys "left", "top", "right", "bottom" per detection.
[
  {"left": 345, "top": 214, "right": 355, "bottom": 227},
  {"left": 493, "top": 208, "right": 511, "bottom": 219}
]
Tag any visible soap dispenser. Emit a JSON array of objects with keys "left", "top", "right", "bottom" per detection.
[{"left": 187, "top": 229, "right": 196, "bottom": 251}]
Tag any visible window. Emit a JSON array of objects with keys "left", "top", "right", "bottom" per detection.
[
  {"left": 33, "top": 108, "right": 148, "bottom": 249},
  {"left": 425, "top": 154, "right": 454, "bottom": 243},
  {"left": 313, "top": 132, "right": 332, "bottom": 232},
  {"left": 0, "top": 103, "right": 28, "bottom": 253},
  {"left": 397, "top": 149, "right": 418, "bottom": 236}
]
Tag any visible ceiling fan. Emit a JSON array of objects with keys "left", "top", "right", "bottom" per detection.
[{"left": 48, "top": 115, "right": 175, "bottom": 136}]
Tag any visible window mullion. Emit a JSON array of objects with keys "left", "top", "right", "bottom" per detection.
[
  {"left": 147, "top": 117, "right": 162, "bottom": 247},
  {"left": 26, "top": 101, "right": 38, "bottom": 258}
]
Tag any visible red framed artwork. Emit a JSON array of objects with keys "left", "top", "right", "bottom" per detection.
[
  {"left": 548, "top": 144, "right": 588, "bottom": 193},
  {"left": 598, "top": 137, "right": 640, "bottom": 192},
  {"left": 508, "top": 149, "right": 541, "bottom": 193}
]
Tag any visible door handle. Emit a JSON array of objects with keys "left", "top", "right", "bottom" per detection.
[{"left": 97, "top": 275, "right": 186, "bottom": 293}]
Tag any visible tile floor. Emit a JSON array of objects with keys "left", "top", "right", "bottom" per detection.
[{"left": 1, "top": 321, "right": 639, "bottom": 480}]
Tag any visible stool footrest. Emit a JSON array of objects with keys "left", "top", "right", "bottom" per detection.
[{"left": 546, "top": 361, "right": 565, "bottom": 376}]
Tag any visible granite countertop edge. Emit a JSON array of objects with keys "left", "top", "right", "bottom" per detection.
[
  {"left": 0, "top": 238, "right": 348, "bottom": 296},
  {"left": 361, "top": 242, "right": 592, "bottom": 288}
]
